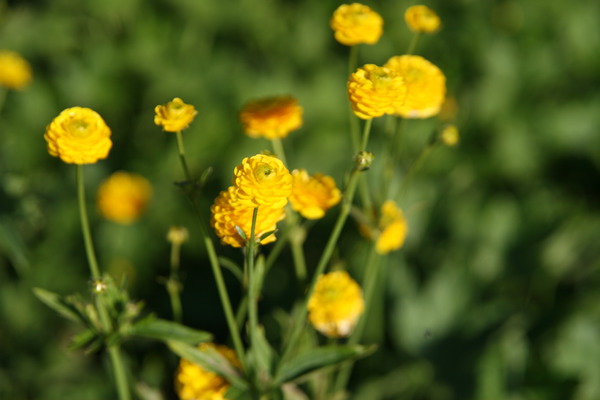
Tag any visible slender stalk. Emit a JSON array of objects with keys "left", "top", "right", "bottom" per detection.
[
  {"left": 167, "top": 242, "right": 183, "bottom": 323},
  {"left": 175, "top": 130, "right": 192, "bottom": 181},
  {"left": 270, "top": 138, "right": 288, "bottom": 166},
  {"left": 357, "top": 119, "right": 374, "bottom": 218},
  {"left": 247, "top": 208, "right": 259, "bottom": 354},
  {"left": 290, "top": 228, "right": 307, "bottom": 283},
  {"left": 347, "top": 46, "right": 361, "bottom": 154},
  {"left": 406, "top": 32, "right": 421, "bottom": 55}
]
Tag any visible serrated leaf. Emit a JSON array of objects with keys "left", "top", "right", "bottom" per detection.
[
  {"left": 130, "top": 316, "right": 212, "bottom": 344},
  {"left": 33, "top": 287, "right": 85, "bottom": 323}
]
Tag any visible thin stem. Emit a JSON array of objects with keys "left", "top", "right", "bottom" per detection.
[
  {"left": 347, "top": 45, "right": 361, "bottom": 153},
  {"left": 356, "top": 119, "right": 374, "bottom": 218},
  {"left": 247, "top": 208, "right": 259, "bottom": 358},
  {"left": 290, "top": 228, "right": 307, "bottom": 283},
  {"left": 77, "top": 165, "right": 101, "bottom": 281},
  {"left": 270, "top": 138, "right": 288, "bottom": 166},
  {"left": 406, "top": 32, "right": 421, "bottom": 55},
  {"left": 176, "top": 130, "right": 192, "bottom": 182},
  {"left": 108, "top": 346, "right": 131, "bottom": 400},
  {"left": 167, "top": 243, "right": 183, "bottom": 323}
]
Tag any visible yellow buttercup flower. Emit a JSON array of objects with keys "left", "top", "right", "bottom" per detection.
[
  {"left": 96, "top": 171, "right": 152, "bottom": 224},
  {"left": 233, "top": 154, "right": 293, "bottom": 209},
  {"left": 404, "top": 5, "right": 441, "bottom": 33},
  {"left": 440, "top": 124, "right": 459, "bottom": 146},
  {"left": 308, "top": 271, "right": 365, "bottom": 338},
  {"left": 44, "top": 107, "right": 112, "bottom": 165},
  {"left": 384, "top": 55, "right": 446, "bottom": 119},
  {"left": 375, "top": 200, "right": 408, "bottom": 255},
  {"left": 154, "top": 97, "right": 197, "bottom": 132},
  {"left": 330, "top": 3, "right": 383, "bottom": 46},
  {"left": 239, "top": 96, "right": 303, "bottom": 140},
  {"left": 347, "top": 64, "right": 407, "bottom": 120},
  {"left": 289, "top": 169, "right": 341, "bottom": 219},
  {"left": 0, "top": 50, "right": 32, "bottom": 90},
  {"left": 211, "top": 186, "right": 285, "bottom": 248}
]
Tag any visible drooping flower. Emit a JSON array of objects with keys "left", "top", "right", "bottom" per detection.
[
  {"left": 211, "top": 186, "right": 285, "bottom": 248},
  {"left": 440, "top": 124, "right": 459, "bottom": 147},
  {"left": 154, "top": 97, "right": 197, "bottom": 132},
  {"left": 375, "top": 200, "right": 408, "bottom": 255},
  {"left": 330, "top": 3, "right": 383, "bottom": 46},
  {"left": 384, "top": 55, "right": 446, "bottom": 119},
  {"left": 0, "top": 50, "right": 32, "bottom": 90},
  {"left": 239, "top": 96, "right": 303, "bottom": 140},
  {"left": 96, "top": 171, "right": 152, "bottom": 224},
  {"left": 308, "top": 271, "right": 365, "bottom": 338},
  {"left": 347, "top": 64, "right": 407, "bottom": 120},
  {"left": 233, "top": 154, "right": 293, "bottom": 209},
  {"left": 404, "top": 5, "right": 441, "bottom": 33},
  {"left": 289, "top": 169, "right": 341, "bottom": 219},
  {"left": 44, "top": 107, "right": 112, "bottom": 165}
]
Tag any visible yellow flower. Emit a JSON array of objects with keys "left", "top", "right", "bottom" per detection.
[
  {"left": 0, "top": 50, "right": 32, "bottom": 90},
  {"left": 404, "top": 5, "right": 441, "bottom": 33},
  {"left": 96, "top": 171, "right": 152, "bottom": 224},
  {"left": 44, "top": 107, "right": 112, "bottom": 165},
  {"left": 347, "top": 64, "right": 407, "bottom": 120},
  {"left": 239, "top": 96, "right": 303, "bottom": 139},
  {"left": 308, "top": 271, "right": 365, "bottom": 338},
  {"left": 384, "top": 55, "right": 446, "bottom": 119},
  {"left": 175, "top": 343, "right": 240, "bottom": 400},
  {"left": 233, "top": 154, "right": 293, "bottom": 209},
  {"left": 330, "top": 3, "right": 383, "bottom": 46},
  {"left": 154, "top": 97, "right": 197, "bottom": 132},
  {"left": 375, "top": 200, "right": 408, "bottom": 255},
  {"left": 440, "top": 124, "right": 459, "bottom": 146},
  {"left": 289, "top": 169, "right": 341, "bottom": 219},
  {"left": 167, "top": 226, "right": 189, "bottom": 245},
  {"left": 211, "top": 186, "right": 285, "bottom": 248}
]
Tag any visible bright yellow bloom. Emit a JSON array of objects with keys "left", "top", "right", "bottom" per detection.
[
  {"left": 175, "top": 343, "right": 240, "bottom": 400},
  {"left": 289, "top": 169, "right": 341, "bottom": 219},
  {"left": 211, "top": 186, "right": 285, "bottom": 248},
  {"left": 440, "top": 124, "right": 459, "bottom": 146},
  {"left": 330, "top": 3, "right": 383, "bottom": 46},
  {"left": 308, "top": 271, "right": 365, "bottom": 338},
  {"left": 0, "top": 50, "right": 32, "bottom": 90},
  {"left": 375, "top": 200, "right": 408, "bottom": 255},
  {"left": 233, "top": 154, "right": 293, "bottom": 209},
  {"left": 347, "top": 64, "right": 407, "bottom": 120},
  {"left": 44, "top": 107, "right": 112, "bottom": 165},
  {"left": 239, "top": 96, "right": 303, "bottom": 139},
  {"left": 404, "top": 5, "right": 441, "bottom": 33},
  {"left": 96, "top": 171, "right": 152, "bottom": 224},
  {"left": 384, "top": 55, "right": 446, "bottom": 119},
  {"left": 154, "top": 97, "right": 197, "bottom": 132}
]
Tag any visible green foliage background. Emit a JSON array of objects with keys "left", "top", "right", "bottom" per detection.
[{"left": 1, "top": 0, "right": 600, "bottom": 399}]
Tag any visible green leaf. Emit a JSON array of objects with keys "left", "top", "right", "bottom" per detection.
[
  {"left": 69, "top": 328, "right": 98, "bottom": 351},
  {"left": 251, "top": 255, "right": 266, "bottom": 301},
  {"left": 129, "top": 316, "right": 212, "bottom": 344},
  {"left": 33, "top": 287, "right": 85, "bottom": 323},
  {"left": 224, "top": 385, "right": 253, "bottom": 400},
  {"left": 249, "top": 325, "right": 275, "bottom": 383}
]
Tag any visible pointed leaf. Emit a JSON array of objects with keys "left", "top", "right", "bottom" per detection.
[
  {"left": 130, "top": 316, "right": 212, "bottom": 344},
  {"left": 33, "top": 287, "right": 85, "bottom": 323},
  {"left": 224, "top": 385, "right": 253, "bottom": 400},
  {"left": 249, "top": 325, "right": 274, "bottom": 382},
  {"left": 69, "top": 328, "right": 98, "bottom": 351}
]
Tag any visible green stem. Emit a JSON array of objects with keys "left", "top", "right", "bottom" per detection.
[
  {"left": 357, "top": 119, "right": 374, "bottom": 218},
  {"left": 270, "top": 138, "right": 288, "bottom": 166},
  {"left": 398, "top": 142, "right": 434, "bottom": 203},
  {"left": 77, "top": 165, "right": 101, "bottom": 281},
  {"left": 406, "top": 32, "right": 421, "bottom": 55},
  {"left": 290, "top": 228, "right": 307, "bottom": 283},
  {"left": 108, "top": 346, "right": 131, "bottom": 400},
  {"left": 176, "top": 130, "right": 192, "bottom": 182},
  {"left": 167, "top": 243, "right": 183, "bottom": 323},
  {"left": 347, "top": 45, "right": 361, "bottom": 153},
  {"left": 247, "top": 208, "right": 259, "bottom": 354}
]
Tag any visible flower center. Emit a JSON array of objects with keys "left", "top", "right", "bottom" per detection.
[
  {"left": 254, "top": 164, "right": 275, "bottom": 183},
  {"left": 69, "top": 120, "right": 91, "bottom": 137}
]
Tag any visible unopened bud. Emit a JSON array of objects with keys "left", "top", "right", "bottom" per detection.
[
  {"left": 355, "top": 151, "right": 374, "bottom": 171},
  {"left": 167, "top": 226, "right": 189, "bottom": 245}
]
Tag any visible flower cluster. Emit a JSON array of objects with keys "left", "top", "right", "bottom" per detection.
[
  {"left": 330, "top": 3, "right": 383, "bottom": 46},
  {"left": 154, "top": 97, "right": 198, "bottom": 132},
  {"left": 239, "top": 96, "right": 303, "bottom": 140},
  {"left": 289, "top": 169, "right": 341, "bottom": 219},
  {"left": 0, "top": 50, "right": 32, "bottom": 90},
  {"left": 96, "top": 171, "right": 152, "bottom": 224},
  {"left": 404, "top": 5, "right": 441, "bottom": 33}
]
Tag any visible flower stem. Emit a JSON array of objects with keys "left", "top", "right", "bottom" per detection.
[
  {"left": 406, "top": 32, "right": 421, "bottom": 55},
  {"left": 77, "top": 165, "right": 101, "bottom": 281},
  {"left": 270, "top": 138, "right": 288, "bottom": 166},
  {"left": 176, "top": 130, "right": 192, "bottom": 182},
  {"left": 357, "top": 119, "right": 374, "bottom": 218},
  {"left": 247, "top": 207, "right": 259, "bottom": 353},
  {"left": 347, "top": 45, "right": 361, "bottom": 153},
  {"left": 167, "top": 242, "right": 183, "bottom": 323}
]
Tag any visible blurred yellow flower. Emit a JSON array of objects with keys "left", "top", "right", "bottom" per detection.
[
  {"left": 211, "top": 186, "right": 285, "bottom": 248},
  {"left": 167, "top": 226, "right": 189, "bottom": 245},
  {"left": 440, "top": 124, "right": 459, "bottom": 146},
  {"left": 384, "top": 55, "right": 446, "bottom": 119},
  {"left": 175, "top": 343, "right": 240, "bottom": 400},
  {"left": 97, "top": 171, "right": 152, "bottom": 224},
  {"left": 0, "top": 50, "right": 32, "bottom": 90},
  {"left": 404, "top": 5, "right": 441, "bottom": 33},
  {"left": 44, "top": 107, "right": 112, "bottom": 165},
  {"left": 308, "top": 271, "right": 364, "bottom": 338},
  {"left": 375, "top": 200, "right": 408, "bottom": 255},
  {"left": 154, "top": 97, "right": 197, "bottom": 132},
  {"left": 289, "top": 169, "right": 341, "bottom": 219},
  {"left": 233, "top": 154, "right": 293, "bottom": 209},
  {"left": 330, "top": 3, "right": 383, "bottom": 46},
  {"left": 239, "top": 96, "right": 303, "bottom": 139},
  {"left": 348, "top": 64, "right": 407, "bottom": 120}
]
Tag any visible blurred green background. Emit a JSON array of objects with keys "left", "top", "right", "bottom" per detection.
[{"left": 1, "top": 0, "right": 600, "bottom": 399}]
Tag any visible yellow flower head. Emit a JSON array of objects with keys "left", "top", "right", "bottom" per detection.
[
  {"left": 211, "top": 186, "right": 285, "bottom": 248},
  {"left": 308, "top": 271, "right": 365, "bottom": 338},
  {"left": 44, "top": 107, "right": 112, "bottom": 165},
  {"left": 289, "top": 169, "right": 341, "bottom": 219},
  {"left": 167, "top": 226, "right": 189, "bottom": 245},
  {"left": 347, "top": 64, "right": 407, "bottom": 120},
  {"left": 384, "top": 55, "right": 446, "bottom": 119},
  {"left": 96, "top": 171, "right": 152, "bottom": 224},
  {"left": 404, "top": 5, "right": 441, "bottom": 33},
  {"left": 239, "top": 96, "right": 303, "bottom": 140},
  {"left": 233, "top": 154, "right": 293, "bottom": 209},
  {"left": 0, "top": 51, "right": 32, "bottom": 90},
  {"left": 330, "top": 3, "right": 383, "bottom": 46},
  {"left": 175, "top": 343, "right": 240, "bottom": 400},
  {"left": 375, "top": 200, "right": 408, "bottom": 255},
  {"left": 154, "top": 97, "right": 197, "bottom": 132},
  {"left": 440, "top": 124, "right": 459, "bottom": 146}
]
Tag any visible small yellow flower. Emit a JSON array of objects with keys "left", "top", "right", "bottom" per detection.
[
  {"left": 404, "top": 5, "right": 441, "bottom": 33},
  {"left": 384, "top": 55, "right": 446, "bottom": 119},
  {"left": 239, "top": 96, "right": 303, "bottom": 139},
  {"left": 167, "top": 226, "right": 189, "bottom": 245},
  {"left": 96, "top": 171, "right": 152, "bottom": 224},
  {"left": 0, "top": 50, "right": 32, "bottom": 90},
  {"left": 154, "top": 97, "right": 197, "bottom": 132},
  {"left": 308, "top": 271, "right": 365, "bottom": 338},
  {"left": 211, "top": 186, "right": 285, "bottom": 248},
  {"left": 375, "top": 200, "right": 408, "bottom": 255},
  {"left": 330, "top": 3, "right": 384, "bottom": 46},
  {"left": 347, "top": 64, "right": 407, "bottom": 120},
  {"left": 440, "top": 124, "right": 459, "bottom": 146},
  {"left": 175, "top": 343, "right": 240, "bottom": 400},
  {"left": 44, "top": 107, "right": 112, "bottom": 165},
  {"left": 289, "top": 169, "right": 341, "bottom": 219},
  {"left": 233, "top": 154, "right": 293, "bottom": 209}
]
